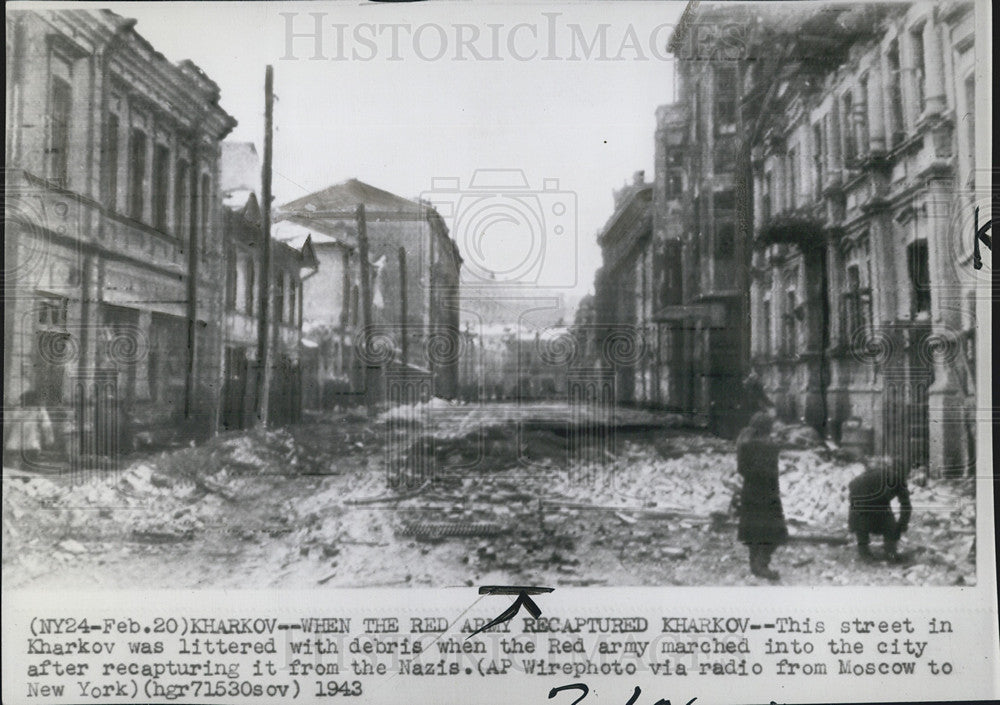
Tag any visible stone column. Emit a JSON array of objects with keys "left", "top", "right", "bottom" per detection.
[
  {"left": 827, "top": 100, "right": 850, "bottom": 178},
  {"left": 852, "top": 84, "right": 867, "bottom": 161},
  {"left": 922, "top": 16, "right": 946, "bottom": 116},
  {"left": 866, "top": 63, "right": 886, "bottom": 153},
  {"left": 802, "top": 246, "right": 827, "bottom": 432},
  {"left": 825, "top": 241, "right": 847, "bottom": 437},
  {"left": 868, "top": 212, "right": 897, "bottom": 326},
  {"left": 880, "top": 50, "right": 898, "bottom": 147},
  {"left": 749, "top": 270, "right": 762, "bottom": 356},
  {"left": 925, "top": 180, "right": 965, "bottom": 475}
]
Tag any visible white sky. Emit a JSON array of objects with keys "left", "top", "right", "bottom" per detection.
[{"left": 69, "top": 2, "right": 685, "bottom": 298}]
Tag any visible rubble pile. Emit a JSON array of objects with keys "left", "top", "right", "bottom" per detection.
[{"left": 2, "top": 407, "right": 978, "bottom": 588}]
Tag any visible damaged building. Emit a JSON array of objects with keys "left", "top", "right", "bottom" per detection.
[
  {"left": 737, "top": 1, "right": 978, "bottom": 475},
  {"left": 275, "top": 180, "right": 462, "bottom": 405},
  {"left": 639, "top": 1, "right": 978, "bottom": 471},
  {"left": 4, "top": 9, "right": 236, "bottom": 469}
]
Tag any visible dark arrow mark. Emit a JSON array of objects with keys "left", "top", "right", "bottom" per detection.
[
  {"left": 466, "top": 585, "right": 554, "bottom": 639},
  {"left": 974, "top": 206, "right": 993, "bottom": 270}
]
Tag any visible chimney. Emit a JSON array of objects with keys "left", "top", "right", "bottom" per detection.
[{"left": 633, "top": 170, "right": 645, "bottom": 186}]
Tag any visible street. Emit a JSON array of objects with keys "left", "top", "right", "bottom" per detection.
[{"left": 3, "top": 403, "right": 976, "bottom": 589}]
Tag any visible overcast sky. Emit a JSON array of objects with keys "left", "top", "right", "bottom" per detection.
[{"left": 104, "top": 1, "right": 685, "bottom": 298}]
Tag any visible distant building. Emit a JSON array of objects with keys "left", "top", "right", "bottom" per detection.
[
  {"left": 593, "top": 171, "right": 657, "bottom": 406},
  {"left": 219, "top": 142, "right": 317, "bottom": 430},
  {"left": 271, "top": 218, "right": 355, "bottom": 409},
  {"left": 4, "top": 9, "right": 235, "bottom": 469},
  {"left": 276, "top": 179, "right": 462, "bottom": 403}
]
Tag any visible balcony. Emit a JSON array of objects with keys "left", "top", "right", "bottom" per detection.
[{"left": 755, "top": 208, "right": 826, "bottom": 254}]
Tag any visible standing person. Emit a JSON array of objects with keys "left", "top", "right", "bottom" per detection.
[
  {"left": 848, "top": 456, "right": 912, "bottom": 563},
  {"left": 736, "top": 412, "right": 788, "bottom": 580}
]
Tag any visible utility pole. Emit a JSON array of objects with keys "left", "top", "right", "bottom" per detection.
[
  {"left": 356, "top": 203, "right": 374, "bottom": 416},
  {"left": 255, "top": 64, "right": 274, "bottom": 427},
  {"left": 398, "top": 246, "right": 408, "bottom": 367}
]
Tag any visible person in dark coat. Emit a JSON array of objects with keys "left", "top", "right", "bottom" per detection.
[
  {"left": 736, "top": 412, "right": 788, "bottom": 580},
  {"left": 848, "top": 456, "right": 912, "bottom": 562}
]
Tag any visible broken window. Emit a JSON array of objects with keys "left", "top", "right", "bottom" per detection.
[
  {"left": 128, "top": 129, "right": 147, "bottom": 221},
  {"left": 103, "top": 114, "right": 119, "bottom": 209},
  {"left": 907, "top": 239, "right": 931, "bottom": 316},
  {"left": 226, "top": 248, "right": 238, "bottom": 310},
  {"left": 782, "top": 289, "right": 797, "bottom": 357},
  {"left": 812, "top": 123, "right": 824, "bottom": 198},
  {"left": 47, "top": 76, "right": 72, "bottom": 186},
  {"left": 152, "top": 144, "right": 170, "bottom": 231},
  {"left": 761, "top": 172, "right": 772, "bottom": 223},
  {"left": 841, "top": 236, "right": 873, "bottom": 344},
  {"left": 910, "top": 25, "right": 926, "bottom": 113},
  {"left": 713, "top": 220, "right": 735, "bottom": 290},
  {"left": 842, "top": 93, "right": 856, "bottom": 164},
  {"left": 274, "top": 272, "right": 285, "bottom": 324},
  {"left": 858, "top": 76, "right": 870, "bottom": 153},
  {"left": 200, "top": 173, "right": 211, "bottom": 256},
  {"left": 762, "top": 296, "right": 772, "bottom": 356},
  {"left": 886, "top": 39, "right": 905, "bottom": 144},
  {"left": 34, "top": 295, "right": 70, "bottom": 407},
  {"left": 665, "top": 171, "right": 683, "bottom": 198},
  {"left": 174, "top": 160, "right": 189, "bottom": 244},
  {"left": 37, "top": 296, "right": 68, "bottom": 327},
  {"left": 661, "top": 240, "right": 683, "bottom": 307},
  {"left": 714, "top": 65, "right": 737, "bottom": 133},
  {"left": 148, "top": 312, "right": 186, "bottom": 412},
  {"left": 244, "top": 254, "right": 255, "bottom": 315},
  {"left": 787, "top": 147, "right": 798, "bottom": 209}
]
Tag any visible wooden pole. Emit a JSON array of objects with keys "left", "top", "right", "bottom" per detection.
[
  {"left": 398, "top": 246, "right": 408, "bottom": 366},
  {"left": 255, "top": 64, "right": 274, "bottom": 427},
  {"left": 356, "top": 203, "right": 374, "bottom": 415}
]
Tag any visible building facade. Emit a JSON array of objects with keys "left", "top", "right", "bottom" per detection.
[
  {"left": 276, "top": 180, "right": 462, "bottom": 403},
  {"left": 4, "top": 9, "right": 235, "bottom": 469},
  {"left": 592, "top": 172, "right": 658, "bottom": 406},
  {"left": 743, "top": 1, "right": 978, "bottom": 475},
  {"left": 645, "top": 35, "right": 749, "bottom": 435},
  {"left": 272, "top": 218, "right": 357, "bottom": 409},
  {"left": 219, "top": 142, "right": 317, "bottom": 430},
  {"left": 652, "top": 1, "right": 978, "bottom": 472}
]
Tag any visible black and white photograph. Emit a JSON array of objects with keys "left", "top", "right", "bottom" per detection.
[
  {"left": 2, "top": 1, "right": 996, "bottom": 702},
  {"left": 2, "top": 0, "right": 989, "bottom": 590}
]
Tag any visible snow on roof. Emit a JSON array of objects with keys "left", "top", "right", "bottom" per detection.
[
  {"left": 279, "top": 178, "right": 428, "bottom": 218},
  {"left": 271, "top": 219, "right": 342, "bottom": 249},
  {"left": 223, "top": 188, "right": 255, "bottom": 211}
]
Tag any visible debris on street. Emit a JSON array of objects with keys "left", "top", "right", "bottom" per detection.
[{"left": 2, "top": 406, "right": 977, "bottom": 589}]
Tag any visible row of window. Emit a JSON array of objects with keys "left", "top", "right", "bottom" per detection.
[
  {"left": 225, "top": 250, "right": 301, "bottom": 327},
  {"left": 46, "top": 68, "right": 213, "bottom": 246},
  {"left": 759, "top": 35, "right": 975, "bottom": 218},
  {"left": 756, "top": 236, "right": 931, "bottom": 359}
]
